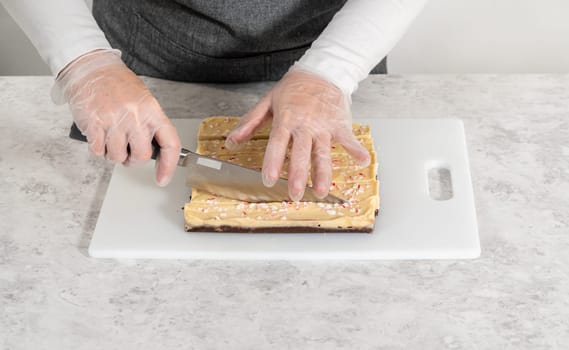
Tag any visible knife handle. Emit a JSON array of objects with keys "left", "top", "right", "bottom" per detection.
[{"left": 69, "top": 122, "right": 160, "bottom": 160}]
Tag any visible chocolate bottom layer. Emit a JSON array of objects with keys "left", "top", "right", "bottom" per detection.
[
  {"left": 185, "top": 209, "right": 379, "bottom": 233},
  {"left": 185, "top": 225, "right": 374, "bottom": 233}
]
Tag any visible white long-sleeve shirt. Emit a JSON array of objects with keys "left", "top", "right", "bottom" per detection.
[{"left": 0, "top": 0, "right": 426, "bottom": 95}]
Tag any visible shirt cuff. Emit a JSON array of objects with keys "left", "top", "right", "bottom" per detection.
[
  {"left": 49, "top": 43, "right": 119, "bottom": 78},
  {"left": 295, "top": 52, "right": 366, "bottom": 96}
]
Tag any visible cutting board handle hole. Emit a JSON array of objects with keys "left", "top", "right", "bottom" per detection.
[{"left": 428, "top": 167, "right": 453, "bottom": 200}]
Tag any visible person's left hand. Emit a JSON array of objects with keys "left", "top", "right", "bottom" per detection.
[{"left": 225, "top": 67, "right": 371, "bottom": 201}]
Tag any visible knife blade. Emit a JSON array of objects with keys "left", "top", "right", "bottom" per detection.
[
  {"left": 69, "top": 123, "right": 345, "bottom": 204},
  {"left": 180, "top": 148, "right": 344, "bottom": 204}
]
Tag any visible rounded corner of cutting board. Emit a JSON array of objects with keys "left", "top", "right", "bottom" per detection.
[
  {"left": 469, "top": 245, "right": 482, "bottom": 259},
  {"left": 87, "top": 244, "right": 106, "bottom": 259}
]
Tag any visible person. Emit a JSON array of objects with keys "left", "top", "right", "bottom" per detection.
[{"left": 2, "top": 0, "right": 426, "bottom": 201}]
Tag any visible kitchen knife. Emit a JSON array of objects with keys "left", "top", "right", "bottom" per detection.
[{"left": 68, "top": 123, "right": 345, "bottom": 204}]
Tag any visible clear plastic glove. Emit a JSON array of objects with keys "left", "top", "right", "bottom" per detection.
[
  {"left": 225, "top": 67, "right": 371, "bottom": 201},
  {"left": 52, "top": 50, "right": 181, "bottom": 186}
]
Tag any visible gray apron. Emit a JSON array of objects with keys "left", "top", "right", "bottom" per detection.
[{"left": 93, "top": 0, "right": 387, "bottom": 83}]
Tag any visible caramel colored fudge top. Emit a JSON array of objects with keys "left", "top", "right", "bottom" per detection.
[{"left": 184, "top": 116, "right": 379, "bottom": 232}]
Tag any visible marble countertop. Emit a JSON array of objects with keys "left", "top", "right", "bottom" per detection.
[{"left": 1, "top": 75, "right": 568, "bottom": 349}]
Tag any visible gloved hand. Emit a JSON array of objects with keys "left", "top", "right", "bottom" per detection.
[
  {"left": 225, "top": 67, "right": 370, "bottom": 201},
  {"left": 52, "top": 50, "right": 181, "bottom": 186}
]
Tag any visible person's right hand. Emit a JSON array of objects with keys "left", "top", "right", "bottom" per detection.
[{"left": 52, "top": 50, "right": 181, "bottom": 186}]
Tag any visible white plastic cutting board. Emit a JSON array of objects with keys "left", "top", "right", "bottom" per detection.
[{"left": 88, "top": 118, "right": 480, "bottom": 260}]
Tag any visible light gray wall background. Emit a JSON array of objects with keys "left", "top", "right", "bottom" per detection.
[{"left": 1, "top": 0, "right": 569, "bottom": 76}]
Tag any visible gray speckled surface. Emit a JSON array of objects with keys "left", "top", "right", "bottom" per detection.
[{"left": 1, "top": 75, "right": 568, "bottom": 349}]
